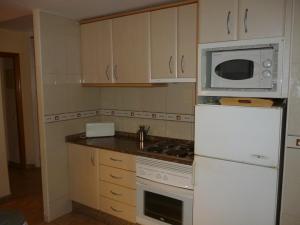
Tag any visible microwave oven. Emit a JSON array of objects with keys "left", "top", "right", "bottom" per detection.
[
  {"left": 198, "top": 38, "right": 288, "bottom": 98},
  {"left": 211, "top": 48, "right": 274, "bottom": 89}
]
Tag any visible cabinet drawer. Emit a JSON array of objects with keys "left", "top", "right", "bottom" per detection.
[
  {"left": 100, "top": 196, "right": 136, "bottom": 223},
  {"left": 100, "top": 165, "right": 136, "bottom": 189},
  {"left": 100, "top": 181, "right": 136, "bottom": 206},
  {"left": 99, "top": 150, "right": 136, "bottom": 172}
]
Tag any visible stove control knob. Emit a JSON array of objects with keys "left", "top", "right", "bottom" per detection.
[
  {"left": 262, "top": 70, "right": 272, "bottom": 78},
  {"left": 163, "top": 175, "right": 168, "bottom": 181},
  {"left": 156, "top": 174, "right": 162, "bottom": 179}
]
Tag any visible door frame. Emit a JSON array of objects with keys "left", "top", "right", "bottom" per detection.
[{"left": 0, "top": 52, "right": 26, "bottom": 168}]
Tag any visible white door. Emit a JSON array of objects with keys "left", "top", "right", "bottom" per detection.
[
  {"left": 199, "top": 0, "right": 238, "bottom": 43},
  {"left": 194, "top": 104, "right": 282, "bottom": 167},
  {"left": 193, "top": 156, "right": 278, "bottom": 225},
  {"left": 150, "top": 7, "right": 177, "bottom": 79},
  {"left": 238, "top": 0, "right": 286, "bottom": 40},
  {"left": 177, "top": 4, "right": 197, "bottom": 78}
]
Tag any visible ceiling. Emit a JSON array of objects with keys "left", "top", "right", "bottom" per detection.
[{"left": 0, "top": 0, "right": 176, "bottom": 23}]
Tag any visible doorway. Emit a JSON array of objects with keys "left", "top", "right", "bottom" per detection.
[
  {"left": 0, "top": 53, "right": 26, "bottom": 168},
  {"left": 0, "top": 52, "right": 44, "bottom": 224}
]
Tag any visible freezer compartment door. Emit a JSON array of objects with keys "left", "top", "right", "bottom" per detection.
[
  {"left": 193, "top": 156, "right": 278, "bottom": 225},
  {"left": 195, "top": 104, "right": 282, "bottom": 167}
]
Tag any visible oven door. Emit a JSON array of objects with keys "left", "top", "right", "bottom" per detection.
[
  {"left": 210, "top": 49, "right": 272, "bottom": 89},
  {"left": 136, "top": 178, "right": 193, "bottom": 225}
]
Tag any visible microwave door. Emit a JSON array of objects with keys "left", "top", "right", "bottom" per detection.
[{"left": 211, "top": 50, "right": 262, "bottom": 89}]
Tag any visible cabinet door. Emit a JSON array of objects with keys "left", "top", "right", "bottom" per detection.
[
  {"left": 80, "top": 20, "right": 113, "bottom": 83},
  {"left": 151, "top": 7, "right": 177, "bottom": 79},
  {"left": 112, "top": 13, "right": 150, "bottom": 83},
  {"left": 68, "top": 144, "right": 98, "bottom": 209},
  {"left": 199, "top": 0, "right": 238, "bottom": 43},
  {"left": 177, "top": 4, "right": 197, "bottom": 78},
  {"left": 238, "top": 0, "right": 285, "bottom": 39}
]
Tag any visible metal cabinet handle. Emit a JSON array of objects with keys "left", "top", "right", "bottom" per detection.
[
  {"left": 110, "top": 174, "right": 122, "bottom": 179},
  {"left": 169, "top": 56, "right": 173, "bottom": 74},
  {"left": 110, "top": 157, "right": 122, "bottom": 162},
  {"left": 113, "top": 65, "right": 118, "bottom": 80},
  {"left": 110, "top": 190, "right": 122, "bottom": 196},
  {"left": 244, "top": 8, "right": 248, "bottom": 33},
  {"left": 226, "top": 11, "right": 231, "bottom": 34},
  {"left": 110, "top": 206, "right": 123, "bottom": 213},
  {"left": 105, "top": 65, "right": 110, "bottom": 80},
  {"left": 180, "top": 55, "right": 184, "bottom": 74},
  {"left": 90, "top": 152, "right": 95, "bottom": 166}
]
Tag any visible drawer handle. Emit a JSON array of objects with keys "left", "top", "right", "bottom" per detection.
[
  {"left": 296, "top": 139, "right": 300, "bottom": 146},
  {"left": 110, "top": 206, "right": 123, "bottom": 213},
  {"left": 110, "top": 157, "right": 122, "bottom": 162},
  {"left": 110, "top": 190, "right": 122, "bottom": 196},
  {"left": 110, "top": 174, "right": 122, "bottom": 179}
]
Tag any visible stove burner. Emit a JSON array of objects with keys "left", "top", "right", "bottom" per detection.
[{"left": 143, "top": 140, "right": 194, "bottom": 159}]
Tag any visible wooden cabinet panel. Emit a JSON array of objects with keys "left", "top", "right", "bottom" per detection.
[
  {"left": 99, "top": 165, "right": 136, "bottom": 189},
  {"left": 177, "top": 4, "right": 197, "bottom": 78},
  {"left": 151, "top": 7, "right": 177, "bottom": 79},
  {"left": 81, "top": 20, "right": 112, "bottom": 83},
  {"left": 112, "top": 13, "right": 150, "bottom": 83},
  {"left": 99, "top": 181, "right": 136, "bottom": 206},
  {"left": 68, "top": 144, "right": 99, "bottom": 209},
  {"left": 99, "top": 150, "right": 136, "bottom": 172},
  {"left": 199, "top": 0, "right": 238, "bottom": 43},
  {"left": 238, "top": 0, "right": 285, "bottom": 40},
  {"left": 100, "top": 196, "right": 136, "bottom": 223}
]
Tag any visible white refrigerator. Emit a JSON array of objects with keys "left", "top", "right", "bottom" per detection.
[{"left": 193, "top": 104, "right": 283, "bottom": 225}]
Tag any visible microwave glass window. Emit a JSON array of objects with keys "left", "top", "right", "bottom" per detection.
[
  {"left": 144, "top": 191, "right": 183, "bottom": 225},
  {"left": 215, "top": 59, "right": 254, "bottom": 80}
]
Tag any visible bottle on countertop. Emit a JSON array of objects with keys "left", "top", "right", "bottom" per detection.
[{"left": 137, "top": 125, "right": 150, "bottom": 143}]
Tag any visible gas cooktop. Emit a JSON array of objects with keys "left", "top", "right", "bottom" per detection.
[{"left": 139, "top": 140, "right": 194, "bottom": 164}]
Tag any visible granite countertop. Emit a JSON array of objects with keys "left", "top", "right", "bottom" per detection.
[{"left": 66, "top": 132, "right": 194, "bottom": 165}]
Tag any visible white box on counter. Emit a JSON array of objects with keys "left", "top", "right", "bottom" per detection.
[{"left": 86, "top": 122, "right": 115, "bottom": 138}]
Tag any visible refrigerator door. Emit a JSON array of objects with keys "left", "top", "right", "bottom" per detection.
[
  {"left": 193, "top": 156, "right": 278, "bottom": 225},
  {"left": 195, "top": 104, "right": 282, "bottom": 167}
]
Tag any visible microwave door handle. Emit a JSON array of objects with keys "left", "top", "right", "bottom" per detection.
[{"left": 226, "top": 11, "right": 231, "bottom": 35}]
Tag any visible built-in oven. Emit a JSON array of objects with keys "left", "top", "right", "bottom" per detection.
[{"left": 136, "top": 177, "right": 193, "bottom": 225}]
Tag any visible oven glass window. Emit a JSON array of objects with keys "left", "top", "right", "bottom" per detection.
[
  {"left": 215, "top": 59, "right": 254, "bottom": 80},
  {"left": 144, "top": 191, "right": 183, "bottom": 225}
]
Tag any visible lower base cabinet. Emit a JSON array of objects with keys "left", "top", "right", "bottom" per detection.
[
  {"left": 68, "top": 145, "right": 137, "bottom": 223},
  {"left": 99, "top": 149, "right": 137, "bottom": 223}
]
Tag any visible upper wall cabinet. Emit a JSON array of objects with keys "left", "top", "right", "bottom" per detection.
[
  {"left": 199, "top": 0, "right": 238, "bottom": 43},
  {"left": 112, "top": 13, "right": 150, "bottom": 83},
  {"left": 81, "top": 20, "right": 113, "bottom": 83},
  {"left": 199, "top": 0, "right": 286, "bottom": 43},
  {"left": 151, "top": 3, "right": 197, "bottom": 82}
]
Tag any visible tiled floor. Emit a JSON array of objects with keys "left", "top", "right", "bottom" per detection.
[
  {"left": 45, "top": 212, "right": 107, "bottom": 225},
  {"left": 0, "top": 167, "right": 44, "bottom": 225},
  {"left": 0, "top": 167, "right": 108, "bottom": 225}
]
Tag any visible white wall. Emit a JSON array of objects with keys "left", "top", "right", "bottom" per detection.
[{"left": 33, "top": 10, "right": 102, "bottom": 222}]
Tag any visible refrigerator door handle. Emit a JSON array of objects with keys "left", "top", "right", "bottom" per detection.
[{"left": 251, "top": 154, "right": 268, "bottom": 159}]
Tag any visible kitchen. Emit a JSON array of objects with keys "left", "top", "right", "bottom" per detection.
[{"left": 0, "top": 0, "right": 299, "bottom": 224}]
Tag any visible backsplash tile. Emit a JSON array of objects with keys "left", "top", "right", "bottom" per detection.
[{"left": 44, "top": 108, "right": 194, "bottom": 124}]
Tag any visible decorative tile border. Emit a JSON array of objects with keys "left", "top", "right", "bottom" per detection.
[{"left": 44, "top": 109, "right": 194, "bottom": 123}]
